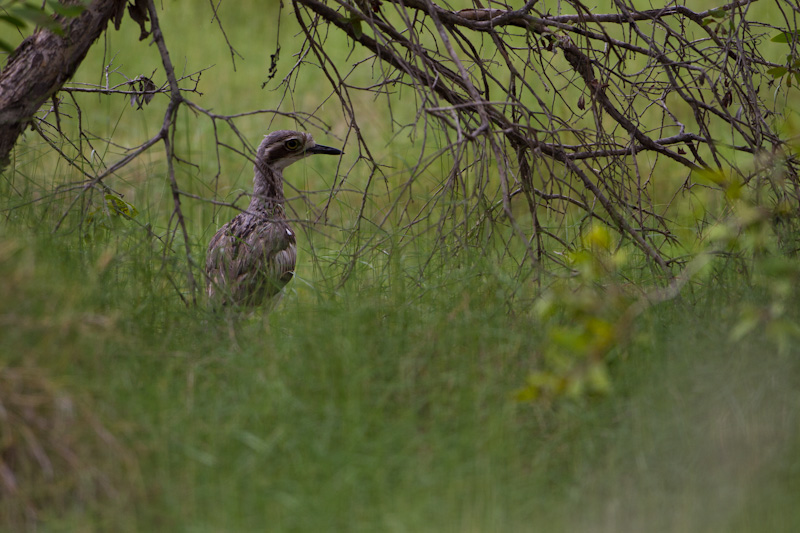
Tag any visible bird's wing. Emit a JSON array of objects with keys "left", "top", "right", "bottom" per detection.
[
  {"left": 272, "top": 233, "right": 297, "bottom": 285},
  {"left": 206, "top": 221, "right": 239, "bottom": 301},
  {"left": 206, "top": 214, "right": 297, "bottom": 305},
  {"left": 238, "top": 222, "right": 297, "bottom": 289}
]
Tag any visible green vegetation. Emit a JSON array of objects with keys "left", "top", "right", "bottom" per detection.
[
  {"left": 2, "top": 0, "right": 800, "bottom": 531},
  {"left": 3, "top": 169, "right": 800, "bottom": 530},
  {"left": 1, "top": 215, "right": 799, "bottom": 531}
]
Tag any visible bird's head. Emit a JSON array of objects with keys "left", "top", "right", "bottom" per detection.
[{"left": 256, "top": 130, "right": 342, "bottom": 171}]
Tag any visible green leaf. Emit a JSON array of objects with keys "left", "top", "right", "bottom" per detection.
[
  {"left": 725, "top": 178, "right": 743, "bottom": 200},
  {"left": 349, "top": 16, "right": 363, "bottom": 39},
  {"left": 767, "top": 66, "right": 788, "bottom": 78},
  {"left": 0, "top": 38, "right": 14, "bottom": 53},
  {"left": 11, "top": 4, "right": 63, "bottom": 35},
  {"left": 105, "top": 194, "right": 139, "bottom": 218},
  {"left": 730, "top": 314, "right": 758, "bottom": 342},
  {"left": 46, "top": 0, "right": 87, "bottom": 18},
  {"left": 694, "top": 167, "right": 730, "bottom": 186},
  {"left": 708, "top": 8, "right": 727, "bottom": 18},
  {"left": 0, "top": 14, "right": 27, "bottom": 28},
  {"left": 585, "top": 363, "right": 611, "bottom": 395},
  {"left": 771, "top": 31, "right": 793, "bottom": 43}
]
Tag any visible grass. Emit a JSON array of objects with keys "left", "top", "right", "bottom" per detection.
[
  {"left": 2, "top": 0, "right": 800, "bottom": 530},
  {"left": 1, "top": 222, "right": 799, "bottom": 531}
]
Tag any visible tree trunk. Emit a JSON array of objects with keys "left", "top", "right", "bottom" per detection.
[{"left": 0, "top": 0, "right": 126, "bottom": 170}]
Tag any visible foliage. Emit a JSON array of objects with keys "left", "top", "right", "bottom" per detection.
[
  {"left": 0, "top": 0, "right": 89, "bottom": 51},
  {"left": 0, "top": 218, "right": 799, "bottom": 531},
  {"left": 286, "top": 0, "right": 800, "bottom": 279},
  {"left": 517, "top": 145, "right": 800, "bottom": 403},
  {"left": 0, "top": 232, "right": 138, "bottom": 528},
  {"left": 5, "top": 0, "right": 800, "bottom": 303},
  {"left": 515, "top": 225, "right": 633, "bottom": 403},
  {"left": 2, "top": 1, "right": 800, "bottom": 529},
  {"left": 2, "top": 0, "right": 798, "bottom": 393}
]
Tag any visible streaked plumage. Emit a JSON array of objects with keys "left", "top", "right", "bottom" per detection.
[{"left": 206, "top": 130, "right": 341, "bottom": 307}]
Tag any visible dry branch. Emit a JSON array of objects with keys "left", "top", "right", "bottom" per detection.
[
  {"left": 288, "top": 0, "right": 799, "bottom": 280},
  {"left": 4, "top": 0, "right": 799, "bottom": 298}
]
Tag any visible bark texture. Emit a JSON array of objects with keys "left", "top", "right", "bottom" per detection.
[{"left": 0, "top": 0, "right": 126, "bottom": 169}]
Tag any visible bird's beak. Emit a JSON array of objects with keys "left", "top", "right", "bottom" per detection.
[{"left": 307, "top": 144, "right": 342, "bottom": 156}]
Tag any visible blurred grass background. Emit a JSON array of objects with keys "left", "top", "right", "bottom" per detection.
[
  {"left": 1, "top": 0, "right": 800, "bottom": 531},
  {"left": 1, "top": 223, "right": 798, "bottom": 531}
]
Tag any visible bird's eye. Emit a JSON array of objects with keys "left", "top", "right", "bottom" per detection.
[{"left": 284, "top": 139, "right": 301, "bottom": 151}]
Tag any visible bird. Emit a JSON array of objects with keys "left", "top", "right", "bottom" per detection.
[{"left": 206, "top": 130, "right": 342, "bottom": 308}]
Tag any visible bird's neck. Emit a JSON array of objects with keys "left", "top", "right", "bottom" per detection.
[{"left": 250, "top": 164, "right": 285, "bottom": 215}]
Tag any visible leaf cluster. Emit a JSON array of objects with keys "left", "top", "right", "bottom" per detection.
[{"left": 0, "top": 0, "right": 89, "bottom": 52}]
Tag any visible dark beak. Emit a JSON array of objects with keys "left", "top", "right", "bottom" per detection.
[{"left": 307, "top": 144, "right": 342, "bottom": 156}]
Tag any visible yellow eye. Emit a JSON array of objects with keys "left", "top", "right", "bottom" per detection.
[{"left": 284, "top": 139, "right": 301, "bottom": 150}]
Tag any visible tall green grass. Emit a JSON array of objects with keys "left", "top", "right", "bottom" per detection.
[{"left": 1, "top": 219, "right": 798, "bottom": 531}]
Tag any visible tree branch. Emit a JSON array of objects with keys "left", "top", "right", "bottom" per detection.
[{"left": 0, "top": 0, "right": 127, "bottom": 169}]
